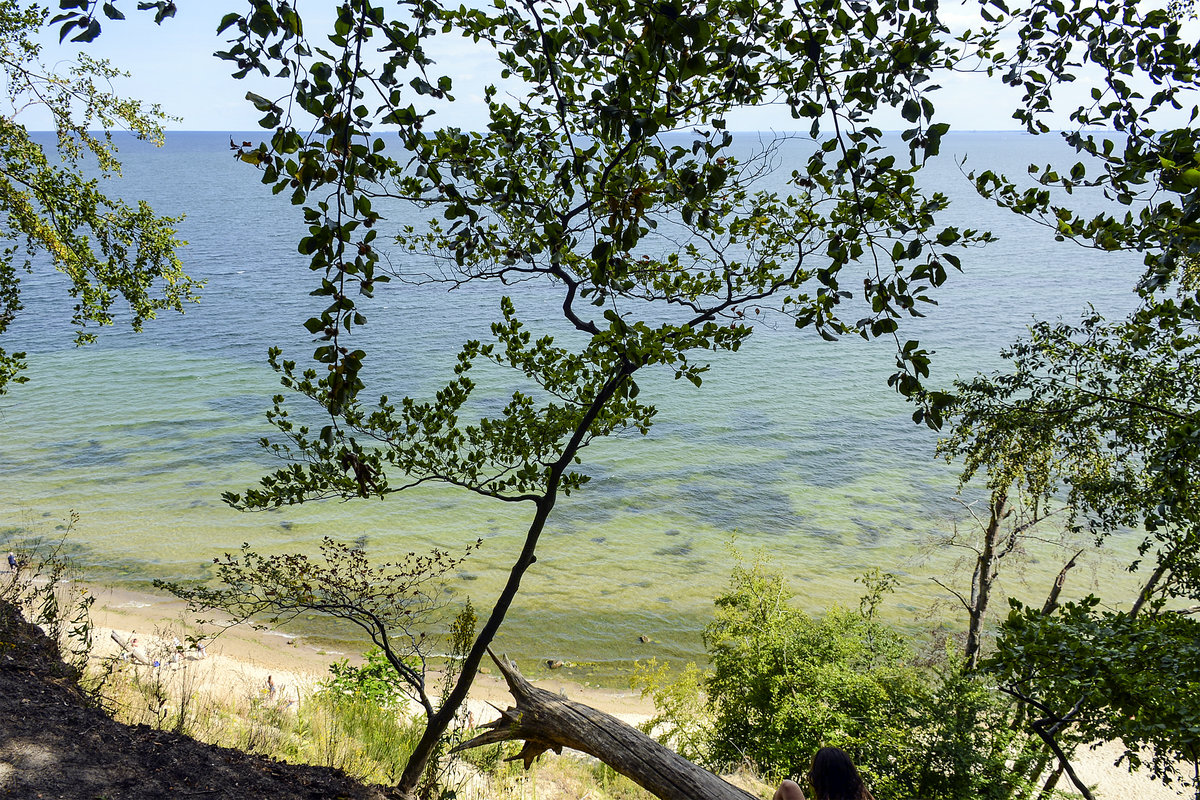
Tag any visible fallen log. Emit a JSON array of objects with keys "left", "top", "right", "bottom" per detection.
[{"left": 452, "top": 649, "right": 759, "bottom": 800}]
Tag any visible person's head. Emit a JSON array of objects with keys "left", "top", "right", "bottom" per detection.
[{"left": 808, "top": 747, "right": 867, "bottom": 800}]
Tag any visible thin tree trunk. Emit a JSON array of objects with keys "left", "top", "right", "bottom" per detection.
[
  {"left": 395, "top": 365, "right": 636, "bottom": 797},
  {"left": 965, "top": 491, "right": 1007, "bottom": 669},
  {"left": 1030, "top": 721, "right": 1097, "bottom": 800},
  {"left": 396, "top": 489, "right": 557, "bottom": 796},
  {"left": 1035, "top": 763, "right": 1063, "bottom": 800},
  {"left": 1041, "top": 549, "right": 1083, "bottom": 616},
  {"left": 1130, "top": 555, "right": 1171, "bottom": 620},
  {"left": 453, "top": 650, "right": 760, "bottom": 800}
]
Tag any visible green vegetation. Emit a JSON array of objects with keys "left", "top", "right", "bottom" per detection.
[
  {"left": 1, "top": 515, "right": 98, "bottom": 681},
  {"left": 322, "top": 647, "right": 413, "bottom": 709},
  {"left": 105, "top": 661, "right": 427, "bottom": 786},
  {"left": 637, "top": 559, "right": 1035, "bottom": 800},
  {"left": 201, "top": 0, "right": 987, "bottom": 791},
  {"left": 43, "top": 0, "right": 1200, "bottom": 797},
  {"left": 158, "top": 538, "right": 478, "bottom": 719},
  {"left": 936, "top": 296, "right": 1200, "bottom": 799},
  {"left": 99, "top": 647, "right": 659, "bottom": 799},
  {"left": 0, "top": 0, "right": 197, "bottom": 394},
  {"left": 988, "top": 597, "right": 1200, "bottom": 795}
]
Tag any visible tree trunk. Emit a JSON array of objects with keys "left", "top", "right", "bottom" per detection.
[
  {"left": 453, "top": 650, "right": 759, "bottom": 800},
  {"left": 965, "top": 491, "right": 1007, "bottom": 669},
  {"left": 395, "top": 366, "right": 638, "bottom": 797},
  {"left": 1035, "top": 763, "right": 1063, "bottom": 800},
  {"left": 394, "top": 493, "right": 556, "bottom": 796},
  {"left": 1041, "top": 549, "right": 1083, "bottom": 616},
  {"left": 1130, "top": 554, "right": 1171, "bottom": 620},
  {"left": 1030, "top": 719, "right": 1097, "bottom": 800}
]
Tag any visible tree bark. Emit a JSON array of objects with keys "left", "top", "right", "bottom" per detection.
[
  {"left": 1130, "top": 554, "right": 1171, "bottom": 620},
  {"left": 1030, "top": 719, "right": 1097, "bottom": 800},
  {"left": 453, "top": 650, "right": 759, "bottom": 800},
  {"left": 1040, "top": 549, "right": 1083, "bottom": 616},
  {"left": 1035, "top": 763, "right": 1063, "bottom": 800},
  {"left": 965, "top": 491, "right": 1007, "bottom": 669}
]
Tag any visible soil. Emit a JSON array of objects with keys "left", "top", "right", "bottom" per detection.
[{"left": 0, "top": 600, "right": 393, "bottom": 800}]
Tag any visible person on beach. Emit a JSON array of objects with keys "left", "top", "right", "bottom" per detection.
[
  {"left": 128, "top": 637, "right": 151, "bottom": 665},
  {"left": 7, "top": 551, "right": 16, "bottom": 572},
  {"left": 188, "top": 636, "right": 207, "bottom": 659},
  {"left": 774, "top": 747, "right": 875, "bottom": 800}
]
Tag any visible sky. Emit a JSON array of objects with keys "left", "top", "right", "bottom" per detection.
[{"left": 17, "top": 1, "right": 1183, "bottom": 134}]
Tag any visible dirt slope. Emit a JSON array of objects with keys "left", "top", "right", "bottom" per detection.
[{"left": 0, "top": 601, "right": 392, "bottom": 800}]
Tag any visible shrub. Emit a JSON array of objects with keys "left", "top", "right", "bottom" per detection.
[
  {"left": 320, "top": 647, "right": 411, "bottom": 709},
  {"left": 646, "top": 558, "right": 1036, "bottom": 800}
]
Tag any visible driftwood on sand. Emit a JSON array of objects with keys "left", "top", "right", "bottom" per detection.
[
  {"left": 452, "top": 649, "right": 758, "bottom": 800},
  {"left": 109, "top": 630, "right": 151, "bottom": 665}
]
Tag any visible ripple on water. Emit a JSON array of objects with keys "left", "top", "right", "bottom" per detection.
[
  {"left": 205, "top": 394, "right": 271, "bottom": 417},
  {"left": 850, "top": 517, "right": 886, "bottom": 546},
  {"left": 677, "top": 481, "right": 802, "bottom": 535},
  {"left": 0, "top": 132, "right": 1155, "bottom": 680}
]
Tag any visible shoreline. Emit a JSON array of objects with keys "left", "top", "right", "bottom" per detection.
[
  {"left": 86, "top": 580, "right": 656, "bottom": 726},
  {"left": 79, "top": 581, "right": 1186, "bottom": 800}
]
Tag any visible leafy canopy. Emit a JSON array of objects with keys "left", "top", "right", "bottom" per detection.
[
  {"left": 157, "top": 537, "right": 479, "bottom": 718},
  {"left": 988, "top": 596, "right": 1200, "bottom": 792},
  {"left": 0, "top": 0, "right": 198, "bottom": 393},
  {"left": 191, "top": 0, "right": 1001, "bottom": 792},
  {"left": 208, "top": 0, "right": 991, "bottom": 514}
]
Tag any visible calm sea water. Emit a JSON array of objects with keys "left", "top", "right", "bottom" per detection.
[{"left": 0, "top": 131, "right": 1148, "bottom": 679}]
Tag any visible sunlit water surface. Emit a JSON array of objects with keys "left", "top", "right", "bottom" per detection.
[{"left": 0, "top": 132, "right": 1150, "bottom": 680}]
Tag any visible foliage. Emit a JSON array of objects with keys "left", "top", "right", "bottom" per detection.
[
  {"left": 933, "top": 295, "right": 1200, "bottom": 799},
  {"left": 76, "top": 0, "right": 1200, "bottom": 794},
  {"left": 945, "top": 297, "right": 1200, "bottom": 564},
  {"left": 965, "top": 0, "right": 1200, "bottom": 292},
  {"left": 631, "top": 658, "right": 711, "bottom": 767},
  {"left": 647, "top": 559, "right": 1033, "bottom": 800},
  {"left": 321, "top": 647, "right": 411, "bottom": 709},
  {"left": 101, "top": 659, "right": 427, "bottom": 787},
  {"left": 297, "top": 694, "right": 426, "bottom": 783},
  {"left": 928, "top": 0, "right": 1200, "bottom": 793},
  {"left": 156, "top": 536, "right": 478, "bottom": 719},
  {"left": 934, "top": 0, "right": 1200, "bottom": 616},
  {"left": 50, "top": 0, "right": 175, "bottom": 43},
  {"left": 1, "top": 515, "right": 96, "bottom": 677},
  {"left": 200, "top": 0, "right": 994, "bottom": 790},
  {"left": 0, "top": 0, "right": 197, "bottom": 393},
  {"left": 987, "top": 596, "right": 1200, "bottom": 796},
  {"left": 589, "top": 761, "right": 661, "bottom": 800}
]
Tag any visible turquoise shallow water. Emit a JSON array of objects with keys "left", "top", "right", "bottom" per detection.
[{"left": 0, "top": 131, "right": 1151, "bottom": 678}]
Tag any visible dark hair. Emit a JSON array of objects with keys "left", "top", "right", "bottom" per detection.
[{"left": 808, "top": 747, "right": 867, "bottom": 800}]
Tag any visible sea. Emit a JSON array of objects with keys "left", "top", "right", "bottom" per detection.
[{"left": 0, "top": 130, "right": 1150, "bottom": 681}]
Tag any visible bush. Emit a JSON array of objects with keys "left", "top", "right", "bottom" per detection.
[
  {"left": 644, "top": 558, "right": 1036, "bottom": 800},
  {"left": 320, "top": 647, "right": 411, "bottom": 709}
]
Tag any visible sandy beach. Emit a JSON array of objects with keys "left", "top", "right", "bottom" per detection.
[
  {"left": 82, "top": 581, "right": 1187, "bottom": 800},
  {"left": 87, "top": 581, "right": 655, "bottom": 728}
]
